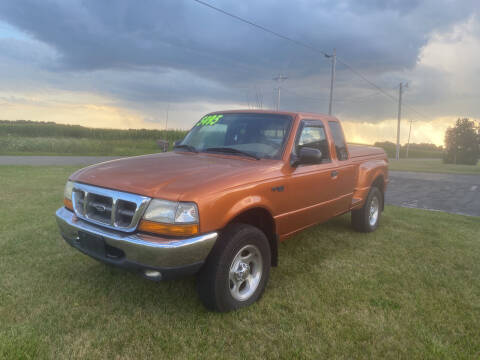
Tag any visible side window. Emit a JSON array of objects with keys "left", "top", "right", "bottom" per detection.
[
  {"left": 329, "top": 121, "right": 348, "bottom": 161},
  {"left": 296, "top": 124, "right": 330, "bottom": 163}
]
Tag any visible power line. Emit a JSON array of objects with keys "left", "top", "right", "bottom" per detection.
[
  {"left": 273, "top": 74, "right": 288, "bottom": 110},
  {"left": 337, "top": 61, "right": 433, "bottom": 123},
  {"left": 191, "top": 0, "right": 329, "bottom": 57},
  {"left": 191, "top": 0, "right": 397, "bottom": 101},
  {"left": 191, "top": 0, "right": 431, "bottom": 121},
  {"left": 336, "top": 89, "right": 383, "bottom": 103},
  {"left": 395, "top": 82, "right": 406, "bottom": 160},
  {"left": 403, "top": 103, "right": 430, "bottom": 121},
  {"left": 283, "top": 85, "right": 381, "bottom": 103},
  {"left": 335, "top": 58, "right": 399, "bottom": 104},
  {"left": 282, "top": 87, "right": 328, "bottom": 102}
]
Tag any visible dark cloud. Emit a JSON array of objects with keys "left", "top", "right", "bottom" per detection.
[
  {"left": 0, "top": 0, "right": 478, "bottom": 124},
  {"left": 1, "top": 0, "right": 476, "bottom": 74}
]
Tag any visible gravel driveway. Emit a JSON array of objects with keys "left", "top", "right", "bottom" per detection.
[{"left": 1, "top": 156, "right": 479, "bottom": 217}]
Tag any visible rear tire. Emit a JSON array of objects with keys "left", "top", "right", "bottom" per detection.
[
  {"left": 196, "top": 224, "right": 271, "bottom": 312},
  {"left": 351, "top": 186, "right": 383, "bottom": 232}
]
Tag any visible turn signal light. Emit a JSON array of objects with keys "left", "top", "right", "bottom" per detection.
[
  {"left": 138, "top": 220, "right": 199, "bottom": 236},
  {"left": 64, "top": 198, "right": 73, "bottom": 211}
]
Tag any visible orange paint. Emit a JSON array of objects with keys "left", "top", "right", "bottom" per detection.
[{"left": 69, "top": 111, "right": 388, "bottom": 240}]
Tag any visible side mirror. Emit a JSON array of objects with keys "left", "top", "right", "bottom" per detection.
[
  {"left": 174, "top": 140, "right": 182, "bottom": 147},
  {"left": 291, "top": 147, "right": 322, "bottom": 167}
]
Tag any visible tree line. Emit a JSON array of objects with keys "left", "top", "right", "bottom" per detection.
[
  {"left": 443, "top": 118, "right": 479, "bottom": 165},
  {"left": 373, "top": 141, "right": 443, "bottom": 159}
]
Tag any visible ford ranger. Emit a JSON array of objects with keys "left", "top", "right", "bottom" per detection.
[{"left": 56, "top": 110, "right": 388, "bottom": 312}]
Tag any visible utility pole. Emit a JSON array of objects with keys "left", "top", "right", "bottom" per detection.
[
  {"left": 406, "top": 119, "right": 414, "bottom": 158},
  {"left": 395, "top": 82, "right": 407, "bottom": 160},
  {"left": 325, "top": 48, "right": 336, "bottom": 116},
  {"left": 255, "top": 86, "right": 263, "bottom": 109},
  {"left": 165, "top": 103, "right": 170, "bottom": 130},
  {"left": 273, "top": 74, "right": 288, "bottom": 111}
]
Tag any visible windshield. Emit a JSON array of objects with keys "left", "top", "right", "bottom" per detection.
[{"left": 178, "top": 113, "right": 292, "bottom": 159}]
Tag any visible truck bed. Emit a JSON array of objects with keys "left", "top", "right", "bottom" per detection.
[{"left": 348, "top": 144, "right": 385, "bottom": 159}]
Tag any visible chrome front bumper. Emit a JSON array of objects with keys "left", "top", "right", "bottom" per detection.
[{"left": 55, "top": 207, "right": 218, "bottom": 279}]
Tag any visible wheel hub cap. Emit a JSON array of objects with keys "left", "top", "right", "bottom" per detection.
[
  {"left": 229, "top": 244, "right": 263, "bottom": 301},
  {"left": 369, "top": 195, "right": 379, "bottom": 227},
  {"left": 234, "top": 262, "right": 250, "bottom": 282}
]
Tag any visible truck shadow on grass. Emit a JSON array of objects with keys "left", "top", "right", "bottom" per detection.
[
  {"left": 274, "top": 214, "right": 374, "bottom": 277},
  {"left": 60, "top": 212, "right": 377, "bottom": 313}
]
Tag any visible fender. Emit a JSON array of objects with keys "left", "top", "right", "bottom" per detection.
[
  {"left": 351, "top": 159, "right": 388, "bottom": 209},
  {"left": 220, "top": 194, "right": 277, "bottom": 230},
  {"left": 218, "top": 195, "right": 278, "bottom": 267}
]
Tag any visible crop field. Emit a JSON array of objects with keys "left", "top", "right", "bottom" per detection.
[
  {"left": 0, "top": 136, "right": 163, "bottom": 156},
  {"left": 1, "top": 166, "right": 480, "bottom": 359},
  {"left": 0, "top": 121, "right": 187, "bottom": 156}
]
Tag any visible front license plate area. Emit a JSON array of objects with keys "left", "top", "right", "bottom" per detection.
[{"left": 78, "top": 231, "right": 106, "bottom": 258}]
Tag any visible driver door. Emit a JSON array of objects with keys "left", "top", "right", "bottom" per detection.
[{"left": 277, "top": 120, "right": 339, "bottom": 236}]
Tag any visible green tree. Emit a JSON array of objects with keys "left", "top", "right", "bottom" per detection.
[{"left": 443, "top": 118, "right": 479, "bottom": 165}]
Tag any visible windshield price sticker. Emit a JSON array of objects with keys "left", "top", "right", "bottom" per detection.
[{"left": 196, "top": 114, "right": 223, "bottom": 126}]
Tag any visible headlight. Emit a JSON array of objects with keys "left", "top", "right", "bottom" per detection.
[
  {"left": 175, "top": 203, "right": 199, "bottom": 223},
  {"left": 139, "top": 199, "right": 199, "bottom": 236},
  {"left": 143, "top": 199, "right": 198, "bottom": 224},
  {"left": 64, "top": 180, "right": 74, "bottom": 200},
  {"left": 143, "top": 199, "right": 179, "bottom": 223},
  {"left": 63, "top": 181, "right": 74, "bottom": 210}
]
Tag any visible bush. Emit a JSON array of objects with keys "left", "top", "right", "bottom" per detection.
[{"left": 443, "top": 118, "right": 479, "bottom": 165}]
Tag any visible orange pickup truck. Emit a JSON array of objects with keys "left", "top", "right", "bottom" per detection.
[{"left": 56, "top": 110, "right": 388, "bottom": 312}]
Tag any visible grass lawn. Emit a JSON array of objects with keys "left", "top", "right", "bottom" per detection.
[
  {"left": 389, "top": 158, "right": 480, "bottom": 175},
  {"left": 1, "top": 166, "right": 480, "bottom": 359}
]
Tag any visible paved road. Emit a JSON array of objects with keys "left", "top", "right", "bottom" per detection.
[
  {"left": 1, "top": 156, "right": 479, "bottom": 217},
  {"left": 0, "top": 155, "right": 122, "bottom": 166},
  {"left": 386, "top": 171, "right": 480, "bottom": 217}
]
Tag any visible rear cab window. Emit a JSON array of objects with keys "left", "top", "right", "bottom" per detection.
[{"left": 328, "top": 121, "right": 349, "bottom": 161}]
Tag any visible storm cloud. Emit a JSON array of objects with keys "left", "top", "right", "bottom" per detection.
[{"left": 0, "top": 0, "right": 478, "bottom": 133}]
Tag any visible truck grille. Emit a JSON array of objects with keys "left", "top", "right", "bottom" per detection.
[{"left": 71, "top": 183, "right": 151, "bottom": 232}]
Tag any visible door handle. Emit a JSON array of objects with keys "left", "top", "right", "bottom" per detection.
[{"left": 331, "top": 170, "right": 338, "bottom": 178}]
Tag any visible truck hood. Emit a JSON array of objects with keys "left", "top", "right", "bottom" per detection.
[{"left": 70, "top": 152, "right": 280, "bottom": 200}]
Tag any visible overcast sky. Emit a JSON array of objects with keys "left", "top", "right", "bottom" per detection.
[{"left": 0, "top": 0, "right": 479, "bottom": 145}]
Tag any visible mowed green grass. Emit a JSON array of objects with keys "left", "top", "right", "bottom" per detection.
[
  {"left": 389, "top": 158, "right": 480, "bottom": 175},
  {"left": 1, "top": 166, "right": 480, "bottom": 359}
]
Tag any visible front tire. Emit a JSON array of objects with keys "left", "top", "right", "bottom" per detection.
[
  {"left": 351, "top": 186, "right": 383, "bottom": 232},
  {"left": 197, "top": 224, "right": 271, "bottom": 312}
]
